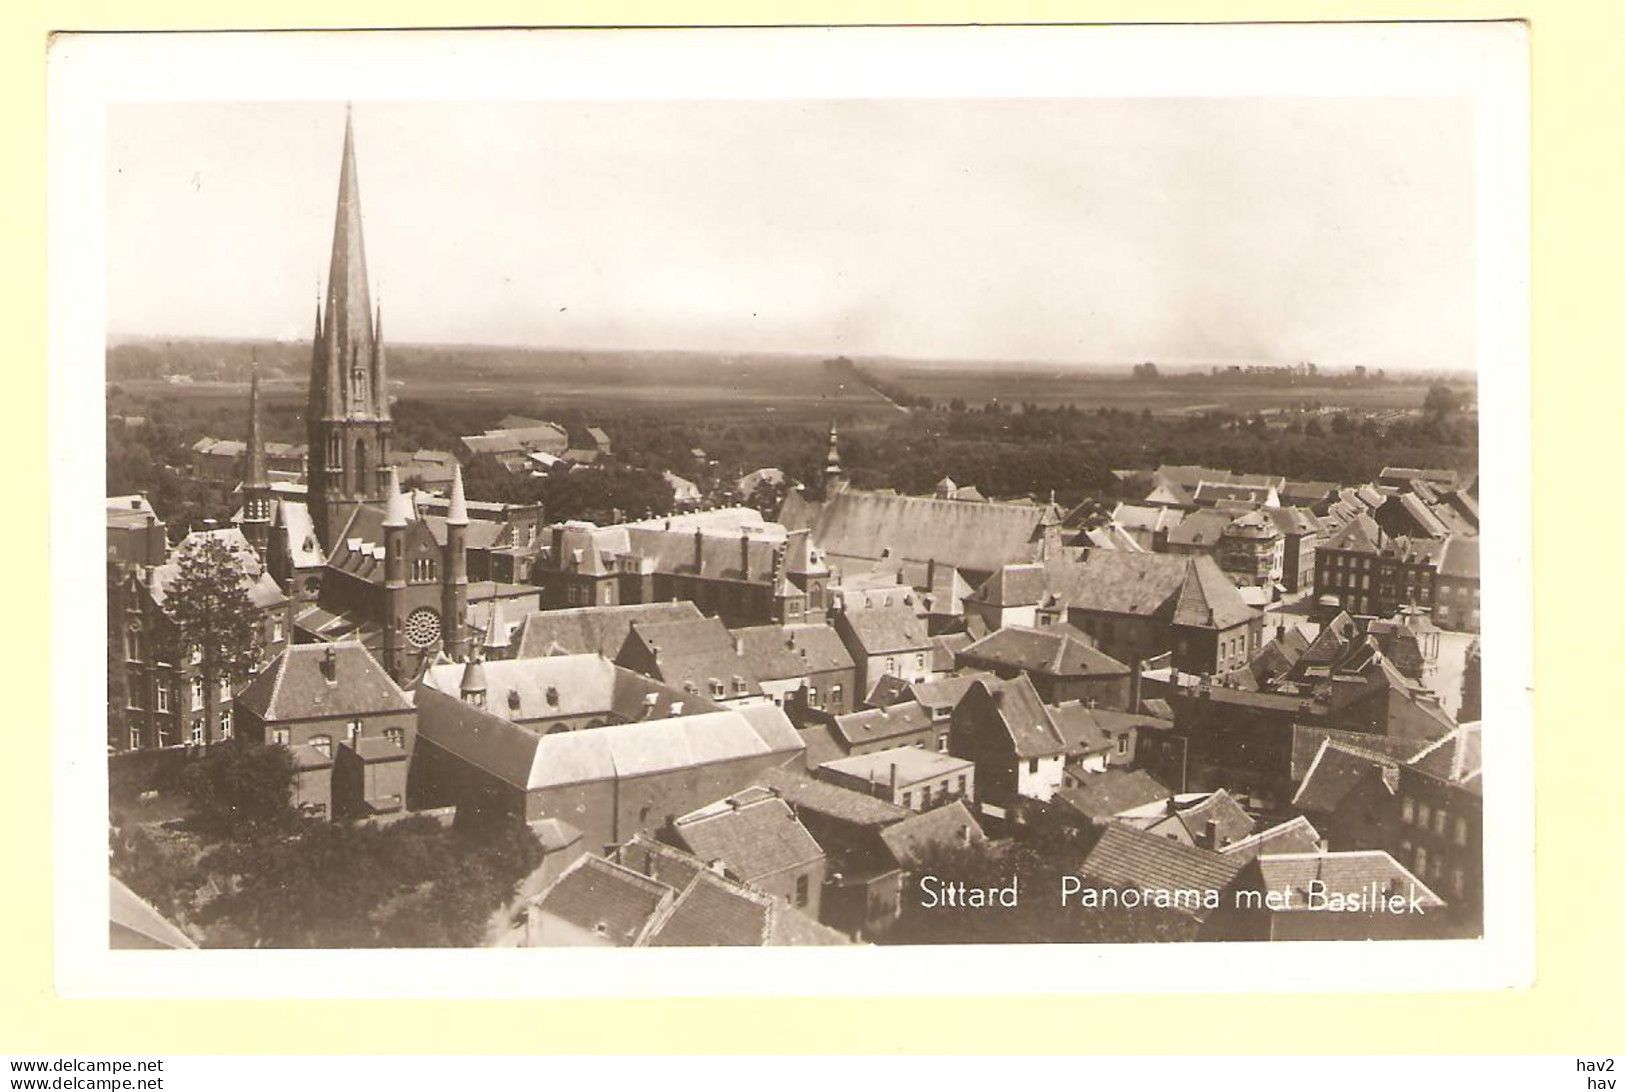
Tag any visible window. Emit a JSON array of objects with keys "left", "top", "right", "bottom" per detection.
[
  {"left": 189, "top": 718, "right": 204, "bottom": 746},
  {"left": 1028, "top": 758, "right": 1040, "bottom": 774},
  {"left": 1401, "top": 797, "right": 1415, "bottom": 824},
  {"left": 1117, "top": 734, "right": 1129, "bottom": 756},
  {"left": 1455, "top": 817, "right": 1469, "bottom": 846},
  {"left": 937, "top": 734, "right": 950, "bottom": 753},
  {"left": 957, "top": 775, "right": 968, "bottom": 797},
  {"left": 1433, "top": 809, "right": 1448, "bottom": 836},
  {"left": 915, "top": 654, "right": 925, "bottom": 672},
  {"left": 385, "top": 728, "right": 405, "bottom": 749},
  {"left": 807, "top": 687, "right": 819, "bottom": 709},
  {"left": 271, "top": 619, "right": 284, "bottom": 644},
  {"left": 1417, "top": 803, "right": 1431, "bottom": 828},
  {"left": 218, "top": 676, "right": 232, "bottom": 702},
  {"left": 190, "top": 676, "right": 204, "bottom": 711},
  {"left": 885, "top": 657, "right": 897, "bottom": 676},
  {"left": 219, "top": 709, "right": 232, "bottom": 739},
  {"left": 1451, "top": 868, "right": 1466, "bottom": 898},
  {"left": 709, "top": 679, "right": 725, "bottom": 699},
  {"left": 124, "top": 624, "right": 145, "bottom": 662},
  {"left": 830, "top": 685, "right": 843, "bottom": 711},
  {"left": 127, "top": 675, "right": 143, "bottom": 710},
  {"left": 901, "top": 792, "right": 912, "bottom": 808},
  {"left": 920, "top": 786, "right": 932, "bottom": 809},
  {"left": 128, "top": 727, "right": 142, "bottom": 751},
  {"left": 347, "top": 719, "right": 362, "bottom": 743},
  {"left": 271, "top": 727, "right": 289, "bottom": 746},
  {"left": 794, "top": 874, "right": 810, "bottom": 908},
  {"left": 156, "top": 724, "right": 171, "bottom": 748},
  {"left": 311, "top": 734, "right": 332, "bottom": 758},
  {"left": 1414, "top": 845, "right": 1428, "bottom": 874}
]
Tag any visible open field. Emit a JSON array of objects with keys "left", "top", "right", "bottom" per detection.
[{"left": 109, "top": 338, "right": 1474, "bottom": 425}]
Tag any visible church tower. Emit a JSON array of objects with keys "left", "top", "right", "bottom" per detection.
[
  {"left": 823, "top": 419, "right": 847, "bottom": 496},
  {"left": 307, "top": 107, "right": 393, "bottom": 549},
  {"left": 241, "top": 356, "right": 272, "bottom": 557}
]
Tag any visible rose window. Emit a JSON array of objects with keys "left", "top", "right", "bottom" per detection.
[{"left": 404, "top": 607, "right": 442, "bottom": 649}]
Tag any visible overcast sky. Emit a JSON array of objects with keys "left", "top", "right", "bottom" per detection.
[{"left": 106, "top": 98, "right": 1474, "bottom": 370}]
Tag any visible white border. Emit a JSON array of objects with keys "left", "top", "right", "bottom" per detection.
[{"left": 50, "top": 23, "right": 1532, "bottom": 998}]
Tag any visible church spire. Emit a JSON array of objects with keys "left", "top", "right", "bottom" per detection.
[
  {"left": 245, "top": 356, "right": 268, "bottom": 490},
  {"left": 824, "top": 418, "right": 846, "bottom": 495}
]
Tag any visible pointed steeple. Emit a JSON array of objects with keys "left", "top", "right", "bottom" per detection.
[
  {"left": 383, "top": 466, "right": 411, "bottom": 527},
  {"left": 483, "top": 600, "right": 508, "bottom": 653},
  {"left": 446, "top": 463, "right": 468, "bottom": 525},
  {"left": 324, "top": 106, "right": 376, "bottom": 418},
  {"left": 824, "top": 418, "right": 846, "bottom": 494},
  {"left": 244, "top": 356, "right": 269, "bottom": 490}
]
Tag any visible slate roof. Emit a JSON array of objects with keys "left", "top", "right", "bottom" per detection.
[
  {"left": 1388, "top": 493, "right": 1450, "bottom": 538},
  {"left": 970, "top": 562, "right": 1050, "bottom": 607},
  {"left": 1253, "top": 850, "right": 1445, "bottom": 911},
  {"left": 757, "top": 766, "right": 912, "bottom": 828},
  {"left": 512, "top": 602, "right": 704, "bottom": 659},
  {"left": 1193, "top": 481, "right": 1273, "bottom": 507},
  {"left": 1322, "top": 514, "right": 1382, "bottom": 554},
  {"left": 236, "top": 643, "right": 412, "bottom": 723},
  {"left": 730, "top": 623, "right": 855, "bottom": 683},
  {"left": 1280, "top": 480, "right": 1339, "bottom": 507},
  {"left": 1079, "top": 824, "right": 1247, "bottom": 921},
  {"left": 673, "top": 790, "right": 826, "bottom": 883},
  {"left": 959, "top": 624, "right": 1128, "bottom": 679},
  {"left": 778, "top": 487, "right": 1051, "bottom": 576},
  {"left": 1289, "top": 725, "right": 1430, "bottom": 781},
  {"left": 878, "top": 801, "right": 986, "bottom": 870},
  {"left": 1173, "top": 789, "right": 1255, "bottom": 848},
  {"left": 908, "top": 669, "right": 998, "bottom": 713},
  {"left": 624, "top": 616, "right": 763, "bottom": 698},
  {"left": 1046, "top": 703, "right": 1172, "bottom": 755},
  {"left": 1051, "top": 552, "right": 1256, "bottom": 631},
  {"left": 1407, "top": 721, "right": 1482, "bottom": 791},
  {"left": 839, "top": 605, "right": 931, "bottom": 655},
  {"left": 646, "top": 868, "right": 775, "bottom": 946},
  {"left": 1292, "top": 740, "right": 1403, "bottom": 813},
  {"left": 1054, "top": 769, "right": 1170, "bottom": 820},
  {"left": 797, "top": 723, "right": 848, "bottom": 769},
  {"left": 1165, "top": 508, "right": 1235, "bottom": 549}
]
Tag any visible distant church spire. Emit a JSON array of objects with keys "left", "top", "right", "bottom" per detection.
[
  {"left": 242, "top": 354, "right": 272, "bottom": 556},
  {"left": 824, "top": 419, "right": 847, "bottom": 495}
]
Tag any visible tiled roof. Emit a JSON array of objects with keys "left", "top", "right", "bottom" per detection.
[
  {"left": 420, "top": 653, "right": 703, "bottom": 724},
  {"left": 878, "top": 801, "right": 986, "bottom": 870},
  {"left": 534, "top": 855, "right": 672, "bottom": 945},
  {"left": 236, "top": 643, "right": 412, "bottom": 723},
  {"left": 959, "top": 624, "right": 1128, "bottom": 679},
  {"left": 1253, "top": 850, "right": 1445, "bottom": 911},
  {"left": 106, "top": 494, "right": 159, "bottom": 530},
  {"left": 1165, "top": 508, "right": 1235, "bottom": 548},
  {"left": 839, "top": 605, "right": 931, "bottom": 655},
  {"left": 908, "top": 669, "right": 998, "bottom": 713},
  {"left": 1291, "top": 740, "right": 1401, "bottom": 812},
  {"left": 1079, "top": 824, "right": 1247, "bottom": 921},
  {"left": 1046, "top": 703, "right": 1171, "bottom": 754},
  {"left": 797, "top": 724, "right": 848, "bottom": 769},
  {"left": 1407, "top": 721, "right": 1482, "bottom": 790},
  {"left": 975, "top": 675, "right": 1067, "bottom": 759},
  {"left": 831, "top": 700, "right": 935, "bottom": 749},
  {"left": 513, "top": 602, "right": 704, "bottom": 659},
  {"left": 1193, "top": 481, "right": 1273, "bottom": 506},
  {"left": 757, "top": 766, "right": 911, "bottom": 828},
  {"left": 1174, "top": 789, "right": 1255, "bottom": 848},
  {"left": 1055, "top": 769, "right": 1170, "bottom": 820},
  {"left": 1289, "top": 725, "right": 1430, "bottom": 780},
  {"left": 971, "top": 562, "right": 1050, "bottom": 607},
  {"left": 731, "top": 623, "right": 855, "bottom": 682},
  {"left": 1219, "top": 816, "right": 1322, "bottom": 862},
  {"left": 625, "top": 617, "right": 763, "bottom": 697},
  {"left": 1051, "top": 552, "right": 1256, "bottom": 632},
  {"left": 1322, "top": 514, "right": 1382, "bottom": 554},
  {"left": 779, "top": 487, "right": 1051, "bottom": 576},
  {"left": 820, "top": 745, "right": 973, "bottom": 786},
  {"left": 673, "top": 791, "right": 826, "bottom": 883},
  {"left": 646, "top": 869, "right": 774, "bottom": 946}
]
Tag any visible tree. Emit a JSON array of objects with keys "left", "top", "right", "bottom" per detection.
[
  {"left": 177, "top": 739, "right": 297, "bottom": 838},
  {"left": 160, "top": 535, "right": 264, "bottom": 745},
  {"left": 1424, "top": 384, "right": 1463, "bottom": 418}
]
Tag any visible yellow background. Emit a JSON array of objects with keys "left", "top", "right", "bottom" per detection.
[{"left": 3, "top": 1, "right": 1615, "bottom": 1054}]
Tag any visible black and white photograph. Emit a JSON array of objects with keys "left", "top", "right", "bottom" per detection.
[{"left": 53, "top": 23, "right": 1530, "bottom": 986}]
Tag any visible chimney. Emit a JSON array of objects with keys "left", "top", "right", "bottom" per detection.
[
  {"left": 959, "top": 824, "right": 972, "bottom": 846},
  {"left": 732, "top": 633, "right": 744, "bottom": 657},
  {"left": 694, "top": 528, "right": 705, "bottom": 569},
  {"left": 1202, "top": 818, "right": 1220, "bottom": 850},
  {"left": 741, "top": 531, "right": 751, "bottom": 580},
  {"left": 1130, "top": 658, "right": 1143, "bottom": 713},
  {"left": 321, "top": 645, "right": 337, "bottom": 683},
  {"left": 890, "top": 761, "right": 900, "bottom": 800}
]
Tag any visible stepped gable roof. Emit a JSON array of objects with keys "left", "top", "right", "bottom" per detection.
[
  {"left": 971, "top": 562, "right": 1050, "bottom": 608},
  {"left": 534, "top": 855, "right": 672, "bottom": 946},
  {"left": 1174, "top": 789, "right": 1255, "bottom": 847},
  {"left": 731, "top": 623, "right": 855, "bottom": 682},
  {"left": 840, "top": 605, "right": 931, "bottom": 654},
  {"left": 1322, "top": 513, "right": 1382, "bottom": 554},
  {"left": 626, "top": 616, "right": 762, "bottom": 697},
  {"left": 1053, "top": 552, "right": 1255, "bottom": 631},
  {"left": 1406, "top": 721, "right": 1482, "bottom": 791},
  {"left": 236, "top": 643, "right": 411, "bottom": 723},
  {"left": 757, "top": 765, "right": 911, "bottom": 828},
  {"left": 959, "top": 624, "right": 1128, "bottom": 678},
  {"left": 1054, "top": 769, "right": 1170, "bottom": 820},
  {"left": 1219, "top": 816, "right": 1322, "bottom": 863},
  {"left": 973, "top": 674, "right": 1066, "bottom": 759},
  {"left": 1079, "top": 825, "right": 1247, "bottom": 921},
  {"left": 779, "top": 487, "right": 1050, "bottom": 576},
  {"left": 420, "top": 653, "right": 704, "bottom": 724},
  {"left": 1254, "top": 850, "right": 1444, "bottom": 912},
  {"left": 1165, "top": 508, "right": 1234, "bottom": 549},
  {"left": 1437, "top": 535, "right": 1480, "bottom": 581},
  {"left": 1292, "top": 739, "right": 1405, "bottom": 813},
  {"left": 879, "top": 801, "right": 986, "bottom": 870},
  {"left": 673, "top": 789, "right": 825, "bottom": 884},
  {"left": 832, "top": 701, "right": 934, "bottom": 749},
  {"left": 512, "top": 602, "right": 703, "bottom": 659}
]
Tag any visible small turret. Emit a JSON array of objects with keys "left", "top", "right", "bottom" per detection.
[
  {"left": 383, "top": 466, "right": 411, "bottom": 528},
  {"left": 824, "top": 419, "right": 847, "bottom": 495}
]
